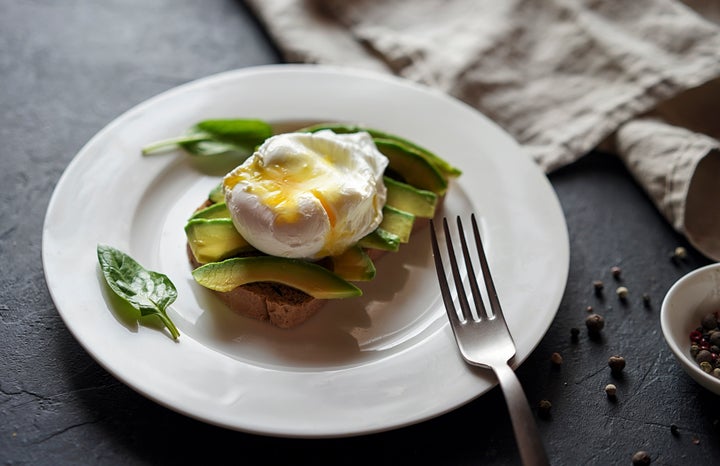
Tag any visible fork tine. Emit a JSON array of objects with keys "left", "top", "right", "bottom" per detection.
[
  {"left": 429, "top": 219, "right": 461, "bottom": 328},
  {"left": 441, "top": 217, "right": 473, "bottom": 322},
  {"left": 470, "top": 213, "right": 503, "bottom": 320},
  {"left": 456, "top": 216, "right": 490, "bottom": 321}
]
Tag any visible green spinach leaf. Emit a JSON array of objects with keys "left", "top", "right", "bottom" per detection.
[
  {"left": 97, "top": 244, "right": 180, "bottom": 340},
  {"left": 141, "top": 118, "right": 273, "bottom": 158}
]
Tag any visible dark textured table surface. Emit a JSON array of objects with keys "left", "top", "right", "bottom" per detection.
[{"left": 2, "top": 1, "right": 718, "bottom": 465}]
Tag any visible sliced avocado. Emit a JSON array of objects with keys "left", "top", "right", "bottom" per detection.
[
  {"left": 358, "top": 228, "right": 401, "bottom": 252},
  {"left": 185, "top": 218, "right": 255, "bottom": 263},
  {"left": 379, "top": 205, "right": 415, "bottom": 243},
  {"left": 190, "top": 202, "right": 231, "bottom": 220},
  {"left": 208, "top": 182, "right": 224, "bottom": 204},
  {"left": 298, "top": 122, "right": 461, "bottom": 178},
  {"left": 192, "top": 256, "right": 362, "bottom": 298},
  {"left": 331, "top": 245, "right": 376, "bottom": 281},
  {"left": 374, "top": 138, "right": 447, "bottom": 195},
  {"left": 384, "top": 177, "right": 438, "bottom": 218}
]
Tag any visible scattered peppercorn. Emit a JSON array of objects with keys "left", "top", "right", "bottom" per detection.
[
  {"left": 692, "top": 437, "right": 700, "bottom": 445},
  {"left": 593, "top": 280, "right": 604, "bottom": 295},
  {"left": 550, "top": 352, "right": 563, "bottom": 366},
  {"left": 537, "top": 399, "right": 552, "bottom": 419},
  {"left": 631, "top": 450, "right": 651, "bottom": 465},
  {"left": 608, "top": 355, "right": 626, "bottom": 374},
  {"left": 585, "top": 313, "right": 605, "bottom": 334},
  {"left": 586, "top": 305, "right": 593, "bottom": 312},
  {"left": 642, "top": 293, "right": 651, "bottom": 307},
  {"left": 570, "top": 327, "right": 580, "bottom": 342},
  {"left": 604, "top": 383, "right": 617, "bottom": 398},
  {"left": 616, "top": 286, "right": 629, "bottom": 300},
  {"left": 674, "top": 246, "right": 687, "bottom": 259},
  {"left": 611, "top": 266, "right": 622, "bottom": 279}
]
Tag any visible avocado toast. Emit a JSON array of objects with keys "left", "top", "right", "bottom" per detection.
[{"left": 182, "top": 122, "right": 460, "bottom": 328}]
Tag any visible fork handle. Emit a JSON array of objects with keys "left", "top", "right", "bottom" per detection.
[{"left": 494, "top": 363, "right": 550, "bottom": 466}]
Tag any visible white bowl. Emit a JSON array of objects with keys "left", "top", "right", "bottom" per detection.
[{"left": 661, "top": 263, "right": 720, "bottom": 395}]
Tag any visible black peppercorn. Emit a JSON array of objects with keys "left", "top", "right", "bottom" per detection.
[
  {"left": 710, "top": 331, "right": 720, "bottom": 347},
  {"left": 570, "top": 327, "right": 580, "bottom": 342},
  {"left": 642, "top": 293, "right": 651, "bottom": 307},
  {"left": 585, "top": 314, "right": 605, "bottom": 333},
  {"left": 695, "top": 350, "right": 713, "bottom": 364},
  {"left": 608, "top": 355, "right": 626, "bottom": 373},
  {"left": 611, "top": 266, "right": 622, "bottom": 279},
  {"left": 593, "top": 280, "right": 604, "bottom": 295},
  {"left": 701, "top": 313, "right": 718, "bottom": 330}
]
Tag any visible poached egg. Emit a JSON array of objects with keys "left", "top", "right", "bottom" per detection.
[{"left": 223, "top": 130, "right": 388, "bottom": 259}]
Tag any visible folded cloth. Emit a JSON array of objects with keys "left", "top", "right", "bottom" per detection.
[{"left": 247, "top": 0, "right": 720, "bottom": 260}]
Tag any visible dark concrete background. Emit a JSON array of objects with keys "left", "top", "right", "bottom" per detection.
[{"left": 1, "top": 1, "right": 717, "bottom": 464}]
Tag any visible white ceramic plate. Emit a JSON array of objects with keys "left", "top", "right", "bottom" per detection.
[{"left": 43, "top": 65, "right": 569, "bottom": 438}]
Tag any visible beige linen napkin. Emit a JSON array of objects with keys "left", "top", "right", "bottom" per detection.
[{"left": 247, "top": 0, "right": 720, "bottom": 260}]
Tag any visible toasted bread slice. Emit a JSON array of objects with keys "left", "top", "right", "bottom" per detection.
[
  {"left": 187, "top": 245, "right": 326, "bottom": 329},
  {"left": 187, "top": 205, "right": 433, "bottom": 329}
]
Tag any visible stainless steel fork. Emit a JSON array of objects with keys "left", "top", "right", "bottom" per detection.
[{"left": 430, "top": 214, "right": 550, "bottom": 466}]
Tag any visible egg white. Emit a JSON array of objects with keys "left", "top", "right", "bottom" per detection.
[{"left": 223, "top": 130, "right": 388, "bottom": 259}]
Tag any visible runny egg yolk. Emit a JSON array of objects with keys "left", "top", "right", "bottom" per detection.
[{"left": 223, "top": 130, "right": 388, "bottom": 259}]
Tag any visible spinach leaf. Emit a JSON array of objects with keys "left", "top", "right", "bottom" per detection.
[
  {"left": 141, "top": 118, "right": 273, "bottom": 158},
  {"left": 97, "top": 244, "right": 180, "bottom": 340}
]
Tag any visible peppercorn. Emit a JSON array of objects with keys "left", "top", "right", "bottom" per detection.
[
  {"left": 537, "top": 399, "right": 552, "bottom": 419},
  {"left": 701, "top": 313, "right": 718, "bottom": 330},
  {"left": 604, "top": 383, "right": 617, "bottom": 398},
  {"left": 632, "top": 450, "right": 651, "bottom": 465},
  {"left": 593, "top": 280, "right": 604, "bottom": 295},
  {"left": 642, "top": 293, "right": 650, "bottom": 307},
  {"left": 673, "top": 246, "right": 687, "bottom": 259},
  {"left": 611, "top": 266, "right": 622, "bottom": 279},
  {"left": 690, "top": 344, "right": 700, "bottom": 358},
  {"left": 695, "top": 349, "right": 713, "bottom": 364},
  {"left": 608, "top": 355, "right": 626, "bottom": 373},
  {"left": 670, "top": 424, "right": 679, "bottom": 436},
  {"left": 586, "top": 305, "right": 593, "bottom": 312},
  {"left": 616, "top": 286, "right": 629, "bottom": 300},
  {"left": 570, "top": 327, "right": 580, "bottom": 342},
  {"left": 700, "top": 361, "right": 713, "bottom": 373},
  {"left": 710, "top": 331, "right": 720, "bottom": 347},
  {"left": 586, "top": 314, "right": 604, "bottom": 333},
  {"left": 550, "top": 352, "right": 563, "bottom": 366}
]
